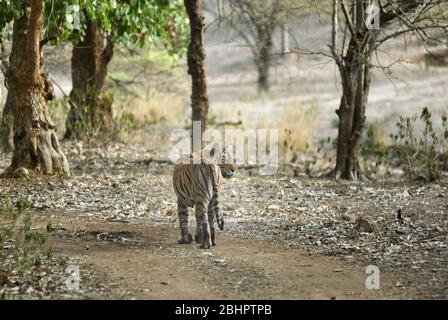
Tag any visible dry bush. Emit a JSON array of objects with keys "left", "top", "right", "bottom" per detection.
[
  {"left": 276, "top": 99, "right": 318, "bottom": 160},
  {"left": 391, "top": 107, "right": 448, "bottom": 182}
]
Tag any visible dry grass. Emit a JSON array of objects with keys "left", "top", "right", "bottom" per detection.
[
  {"left": 205, "top": 98, "right": 319, "bottom": 164},
  {"left": 114, "top": 89, "right": 186, "bottom": 125},
  {"left": 367, "top": 120, "right": 390, "bottom": 148},
  {"left": 109, "top": 46, "right": 188, "bottom": 127},
  {"left": 276, "top": 99, "right": 318, "bottom": 159}
]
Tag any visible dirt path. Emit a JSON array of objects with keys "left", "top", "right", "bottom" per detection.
[{"left": 38, "top": 214, "right": 402, "bottom": 300}]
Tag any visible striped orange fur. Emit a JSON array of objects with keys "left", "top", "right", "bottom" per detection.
[{"left": 173, "top": 143, "right": 235, "bottom": 249}]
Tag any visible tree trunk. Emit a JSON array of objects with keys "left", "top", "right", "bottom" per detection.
[
  {"left": 184, "top": 0, "right": 209, "bottom": 152},
  {"left": 334, "top": 2, "right": 372, "bottom": 180},
  {"left": 335, "top": 70, "right": 370, "bottom": 180},
  {"left": 256, "top": 29, "right": 272, "bottom": 93},
  {"left": 65, "top": 17, "right": 114, "bottom": 139},
  {"left": 1, "top": 95, "right": 14, "bottom": 152},
  {"left": 2, "top": 0, "right": 69, "bottom": 178},
  {"left": 256, "top": 55, "right": 270, "bottom": 93}
]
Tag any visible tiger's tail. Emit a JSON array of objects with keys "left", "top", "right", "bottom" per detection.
[{"left": 209, "top": 163, "right": 225, "bottom": 231}]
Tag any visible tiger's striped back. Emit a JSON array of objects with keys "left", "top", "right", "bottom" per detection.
[
  {"left": 173, "top": 144, "right": 234, "bottom": 248},
  {"left": 173, "top": 158, "right": 222, "bottom": 209}
]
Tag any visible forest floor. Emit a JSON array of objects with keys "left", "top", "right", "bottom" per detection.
[
  {"left": 0, "top": 141, "right": 447, "bottom": 299},
  {"left": 1, "top": 18, "right": 448, "bottom": 300}
]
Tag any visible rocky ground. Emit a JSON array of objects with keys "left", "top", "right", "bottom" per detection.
[{"left": 0, "top": 141, "right": 447, "bottom": 299}]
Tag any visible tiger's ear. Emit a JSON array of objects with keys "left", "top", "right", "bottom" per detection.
[{"left": 204, "top": 142, "right": 221, "bottom": 157}]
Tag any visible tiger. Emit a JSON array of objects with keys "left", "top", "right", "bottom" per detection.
[{"left": 173, "top": 143, "right": 235, "bottom": 249}]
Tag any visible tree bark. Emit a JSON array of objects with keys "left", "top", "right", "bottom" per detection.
[
  {"left": 2, "top": 0, "right": 69, "bottom": 177},
  {"left": 65, "top": 17, "right": 114, "bottom": 139},
  {"left": 255, "top": 28, "right": 272, "bottom": 93},
  {"left": 184, "top": 0, "right": 209, "bottom": 152},
  {"left": 331, "top": 0, "right": 433, "bottom": 180},
  {"left": 334, "top": 1, "right": 371, "bottom": 180},
  {"left": 1, "top": 94, "right": 14, "bottom": 152}
]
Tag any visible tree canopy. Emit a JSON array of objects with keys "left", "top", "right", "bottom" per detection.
[{"left": 0, "top": 0, "right": 188, "bottom": 53}]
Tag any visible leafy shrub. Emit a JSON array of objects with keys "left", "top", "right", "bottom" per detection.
[
  {"left": 0, "top": 199, "right": 55, "bottom": 298},
  {"left": 361, "top": 121, "right": 389, "bottom": 158},
  {"left": 391, "top": 107, "right": 448, "bottom": 182}
]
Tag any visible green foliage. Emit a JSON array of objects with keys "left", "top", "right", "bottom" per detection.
[
  {"left": 0, "top": 0, "right": 188, "bottom": 55},
  {"left": 69, "top": 0, "right": 187, "bottom": 54},
  {"left": 391, "top": 107, "right": 448, "bottom": 182},
  {"left": 0, "top": 199, "right": 55, "bottom": 279},
  {"left": 112, "top": 111, "right": 135, "bottom": 141},
  {"left": 361, "top": 122, "right": 389, "bottom": 159},
  {"left": 0, "top": 0, "right": 18, "bottom": 44}
]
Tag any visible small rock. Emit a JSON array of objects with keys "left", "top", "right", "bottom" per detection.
[
  {"left": 281, "top": 223, "right": 290, "bottom": 230},
  {"left": 26, "top": 287, "right": 35, "bottom": 295},
  {"left": 214, "top": 259, "right": 226, "bottom": 264},
  {"left": 47, "top": 181, "right": 57, "bottom": 190},
  {"left": 355, "top": 217, "right": 379, "bottom": 233},
  {"left": 340, "top": 212, "right": 355, "bottom": 222},
  {"left": 13, "top": 167, "right": 30, "bottom": 179}
]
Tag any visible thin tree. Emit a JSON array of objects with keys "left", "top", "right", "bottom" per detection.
[
  {"left": 184, "top": 0, "right": 209, "bottom": 151},
  {"left": 225, "top": 0, "right": 284, "bottom": 92},
  {"left": 208, "top": 0, "right": 304, "bottom": 92},
  {"left": 64, "top": 15, "right": 115, "bottom": 139},
  {"left": 329, "top": 0, "right": 448, "bottom": 180}
]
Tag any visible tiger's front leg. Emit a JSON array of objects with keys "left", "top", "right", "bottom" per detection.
[{"left": 195, "top": 203, "right": 212, "bottom": 249}]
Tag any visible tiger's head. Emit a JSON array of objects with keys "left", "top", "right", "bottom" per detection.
[{"left": 203, "top": 143, "right": 236, "bottom": 178}]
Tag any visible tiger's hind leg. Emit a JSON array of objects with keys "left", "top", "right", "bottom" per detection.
[
  {"left": 194, "top": 221, "right": 202, "bottom": 244},
  {"left": 195, "top": 214, "right": 215, "bottom": 246},
  {"left": 195, "top": 202, "right": 212, "bottom": 249},
  {"left": 208, "top": 210, "right": 216, "bottom": 247},
  {"left": 177, "top": 200, "right": 193, "bottom": 244},
  {"left": 195, "top": 208, "right": 216, "bottom": 245}
]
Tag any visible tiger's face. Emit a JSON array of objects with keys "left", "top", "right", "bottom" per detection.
[
  {"left": 217, "top": 146, "right": 236, "bottom": 178},
  {"left": 206, "top": 144, "right": 236, "bottom": 179}
]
